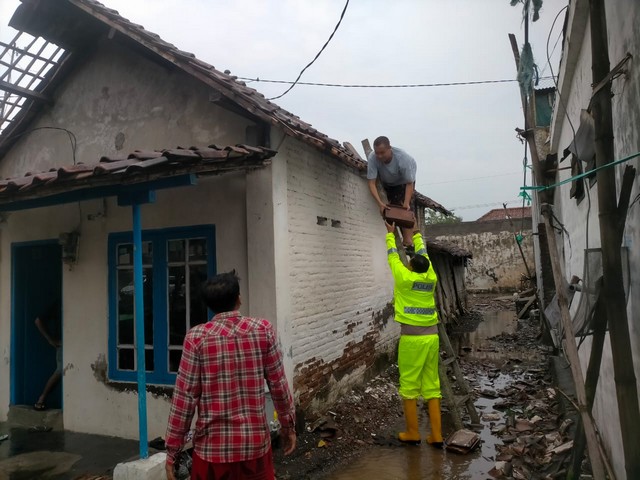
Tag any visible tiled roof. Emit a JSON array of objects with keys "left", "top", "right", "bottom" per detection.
[
  {"left": 3, "top": 0, "right": 451, "bottom": 216},
  {"left": 426, "top": 239, "right": 472, "bottom": 259},
  {"left": 0, "top": 144, "right": 275, "bottom": 208},
  {"left": 476, "top": 207, "right": 532, "bottom": 222}
]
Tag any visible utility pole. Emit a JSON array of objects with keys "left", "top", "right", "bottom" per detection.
[{"left": 589, "top": 0, "right": 640, "bottom": 478}]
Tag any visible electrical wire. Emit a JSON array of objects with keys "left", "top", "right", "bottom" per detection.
[
  {"left": 1, "top": 126, "right": 77, "bottom": 164},
  {"left": 545, "top": 5, "right": 577, "bottom": 268},
  {"left": 268, "top": 0, "right": 349, "bottom": 100},
  {"left": 539, "top": 27, "right": 563, "bottom": 77},
  {"left": 417, "top": 171, "right": 521, "bottom": 187},
  {"left": 242, "top": 76, "right": 557, "bottom": 89},
  {"left": 521, "top": 139, "right": 528, "bottom": 234},
  {"left": 449, "top": 199, "right": 523, "bottom": 211}
]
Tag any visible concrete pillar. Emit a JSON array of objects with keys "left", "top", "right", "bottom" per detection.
[{"left": 245, "top": 143, "right": 293, "bottom": 386}]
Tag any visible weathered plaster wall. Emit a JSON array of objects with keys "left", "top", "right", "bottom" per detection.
[
  {"left": 428, "top": 219, "right": 534, "bottom": 293},
  {"left": 545, "top": 2, "right": 640, "bottom": 477},
  {"left": 0, "top": 39, "right": 253, "bottom": 180},
  {"left": 282, "top": 140, "right": 398, "bottom": 413}
]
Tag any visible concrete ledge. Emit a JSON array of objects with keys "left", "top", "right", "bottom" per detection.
[{"left": 113, "top": 452, "right": 167, "bottom": 480}]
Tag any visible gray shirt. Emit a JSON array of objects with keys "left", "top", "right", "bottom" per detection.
[{"left": 367, "top": 147, "right": 417, "bottom": 186}]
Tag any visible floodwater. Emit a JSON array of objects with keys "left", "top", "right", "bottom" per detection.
[
  {"left": 0, "top": 425, "right": 139, "bottom": 479},
  {"left": 321, "top": 310, "right": 530, "bottom": 480}
]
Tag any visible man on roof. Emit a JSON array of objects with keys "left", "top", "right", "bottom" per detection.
[{"left": 367, "top": 136, "right": 418, "bottom": 255}]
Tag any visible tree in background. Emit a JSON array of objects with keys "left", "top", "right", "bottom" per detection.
[{"left": 424, "top": 211, "right": 462, "bottom": 225}]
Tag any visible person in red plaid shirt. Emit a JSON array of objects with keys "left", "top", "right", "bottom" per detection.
[{"left": 165, "top": 270, "right": 296, "bottom": 480}]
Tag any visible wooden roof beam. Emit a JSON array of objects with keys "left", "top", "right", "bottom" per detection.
[{"left": 0, "top": 80, "right": 51, "bottom": 103}]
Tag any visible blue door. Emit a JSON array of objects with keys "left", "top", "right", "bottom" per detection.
[{"left": 11, "top": 242, "right": 63, "bottom": 409}]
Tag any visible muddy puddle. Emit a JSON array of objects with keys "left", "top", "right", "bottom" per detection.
[
  {"left": 323, "top": 375, "right": 511, "bottom": 480},
  {"left": 319, "top": 310, "right": 541, "bottom": 480}
]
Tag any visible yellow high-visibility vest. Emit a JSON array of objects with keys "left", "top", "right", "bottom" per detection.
[{"left": 386, "top": 232, "right": 439, "bottom": 327}]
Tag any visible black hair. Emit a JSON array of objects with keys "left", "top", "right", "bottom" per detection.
[
  {"left": 410, "top": 255, "right": 430, "bottom": 274},
  {"left": 373, "top": 136, "right": 390, "bottom": 147},
  {"left": 202, "top": 270, "right": 240, "bottom": 313}
]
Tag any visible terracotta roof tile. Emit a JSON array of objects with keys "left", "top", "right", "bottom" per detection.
[
  {"left": 94, "top": 159, "right": 138, "bottom": 174},
  {"left": 0, "top": 143, "right": 275, "bottom": 208},
  {"left": 477, "top": 207, "right": 532, "bottom": 222}
]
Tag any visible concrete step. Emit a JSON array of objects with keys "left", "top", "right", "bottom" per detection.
[{"left": 8, "top": 405, "right": 63, "bottom": 431}]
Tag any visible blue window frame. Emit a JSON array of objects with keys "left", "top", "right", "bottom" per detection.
[{"left": 108, "top": 225, "right": 216, "bottom": 384}]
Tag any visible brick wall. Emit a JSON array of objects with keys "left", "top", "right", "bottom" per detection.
[{"left": 284, "top": 140, "right": 399, "bottom": 413}]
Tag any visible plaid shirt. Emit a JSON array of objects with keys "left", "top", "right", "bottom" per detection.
[{"left": 165, "top": 310, "right": 295, "bottom": 465}]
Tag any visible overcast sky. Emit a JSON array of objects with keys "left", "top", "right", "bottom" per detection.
[{"left": 0, "top": 0, "right": 568, "bottom": 220}]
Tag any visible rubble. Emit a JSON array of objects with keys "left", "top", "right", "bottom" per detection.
[
  {"left": 455, "top": 295, "right": 585, "bottom": 479},
  {"left": 272, "top": 294, "right": 587, "bottom": 479}
]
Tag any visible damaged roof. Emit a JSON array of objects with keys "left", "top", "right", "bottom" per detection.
[
  {"left": 0, "top": 144, "right": 275, "bottom": 211},
  {"left": 1, "top": 0, "right": 451, "bottom": 215}
]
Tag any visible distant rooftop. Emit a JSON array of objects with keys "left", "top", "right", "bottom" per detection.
[{"left": 477, "top": 207, "right": 531, "bottom": 222}]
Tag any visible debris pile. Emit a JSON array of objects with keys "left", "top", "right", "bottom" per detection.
[
  {"left": 462, "top": 354, "right": 581, "bottom": 479},
  {"left": 273, "top": 369, "right": 402, "bottom": 479}
]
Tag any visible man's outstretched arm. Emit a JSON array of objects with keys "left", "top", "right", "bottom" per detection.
[
  {"left": 403, "top": 182, "right": 414, "bottom": 210},
  {"left": 368, "top": 179, "right": 388, "bottom": 216}
]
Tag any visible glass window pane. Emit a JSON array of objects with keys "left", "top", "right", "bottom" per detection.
[
  {"left": 168, "top": 240, "right": 185, "bottom": 263},
  {"left": 118, "top": 242, "right": 152, "bottom": 265},
  {"left": 145, "top": 349, "right": 154, "bottom": 372},
  {"left": 169, "top": 349, "right": 182, "bottom": 373},
  {"left": 118, "top": 348, "right": 134, "bottom": 370},
  {"left": 117, "top": 269, "right": 134, "bottom": 344},
  {"left": 189, "top": 238, "right": 207, "bottom": 262},
  {"left": 141, "top": 241, "right": 153, "bottom": 265},
  {"left": 117, "top": 244, "right": 133, "bottom": 266},
  {"left": 190, "top": 265, "right": 209, "bottom": 327},
  {"left": 168, "top": 266, "right": 186, "bottom": 346}
]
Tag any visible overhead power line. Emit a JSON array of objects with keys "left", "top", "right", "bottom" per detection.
[
  {"left": 417, "top": 171, "right": 521, "bottom": 187},
  {"left": 450, "top": 199, "right": 523, "bottom": 211},
  {"left": 241, "top": 76, "right": 557, "bottom": 89},
  {"left": 268, "top": 0, "right": 350, "bottom": 100}
]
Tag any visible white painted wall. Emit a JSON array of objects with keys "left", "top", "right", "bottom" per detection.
[
  {"left": 281, "top": 139, "right": 399, "bottom": 410},
  {"left": 545, "top": 2, "right": 640, "bottom": 477}
]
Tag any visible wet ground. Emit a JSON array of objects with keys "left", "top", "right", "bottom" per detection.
[
  {"left": 0, "top": 424, "right": 140, "bottom": 479},
  {"left": 314, "top": 308, "right": 537, "bottom": 480},
  {"left": 0, "top": 294, "right": 572, "bottom": 479},
  {"left": 275, "top": 294, "right": 573, "bottom": 480}
]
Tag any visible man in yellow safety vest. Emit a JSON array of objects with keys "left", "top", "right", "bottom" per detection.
[{"left": 385, "top": 220, "right": 443, "bottom": 447}]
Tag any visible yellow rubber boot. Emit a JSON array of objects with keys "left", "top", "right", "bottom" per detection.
[
  {"left": 426, "top": 398, "right": 443, "bottom": 448},
  {"left": 398, "top": 399, "right": 421, "bottom": 445}
]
